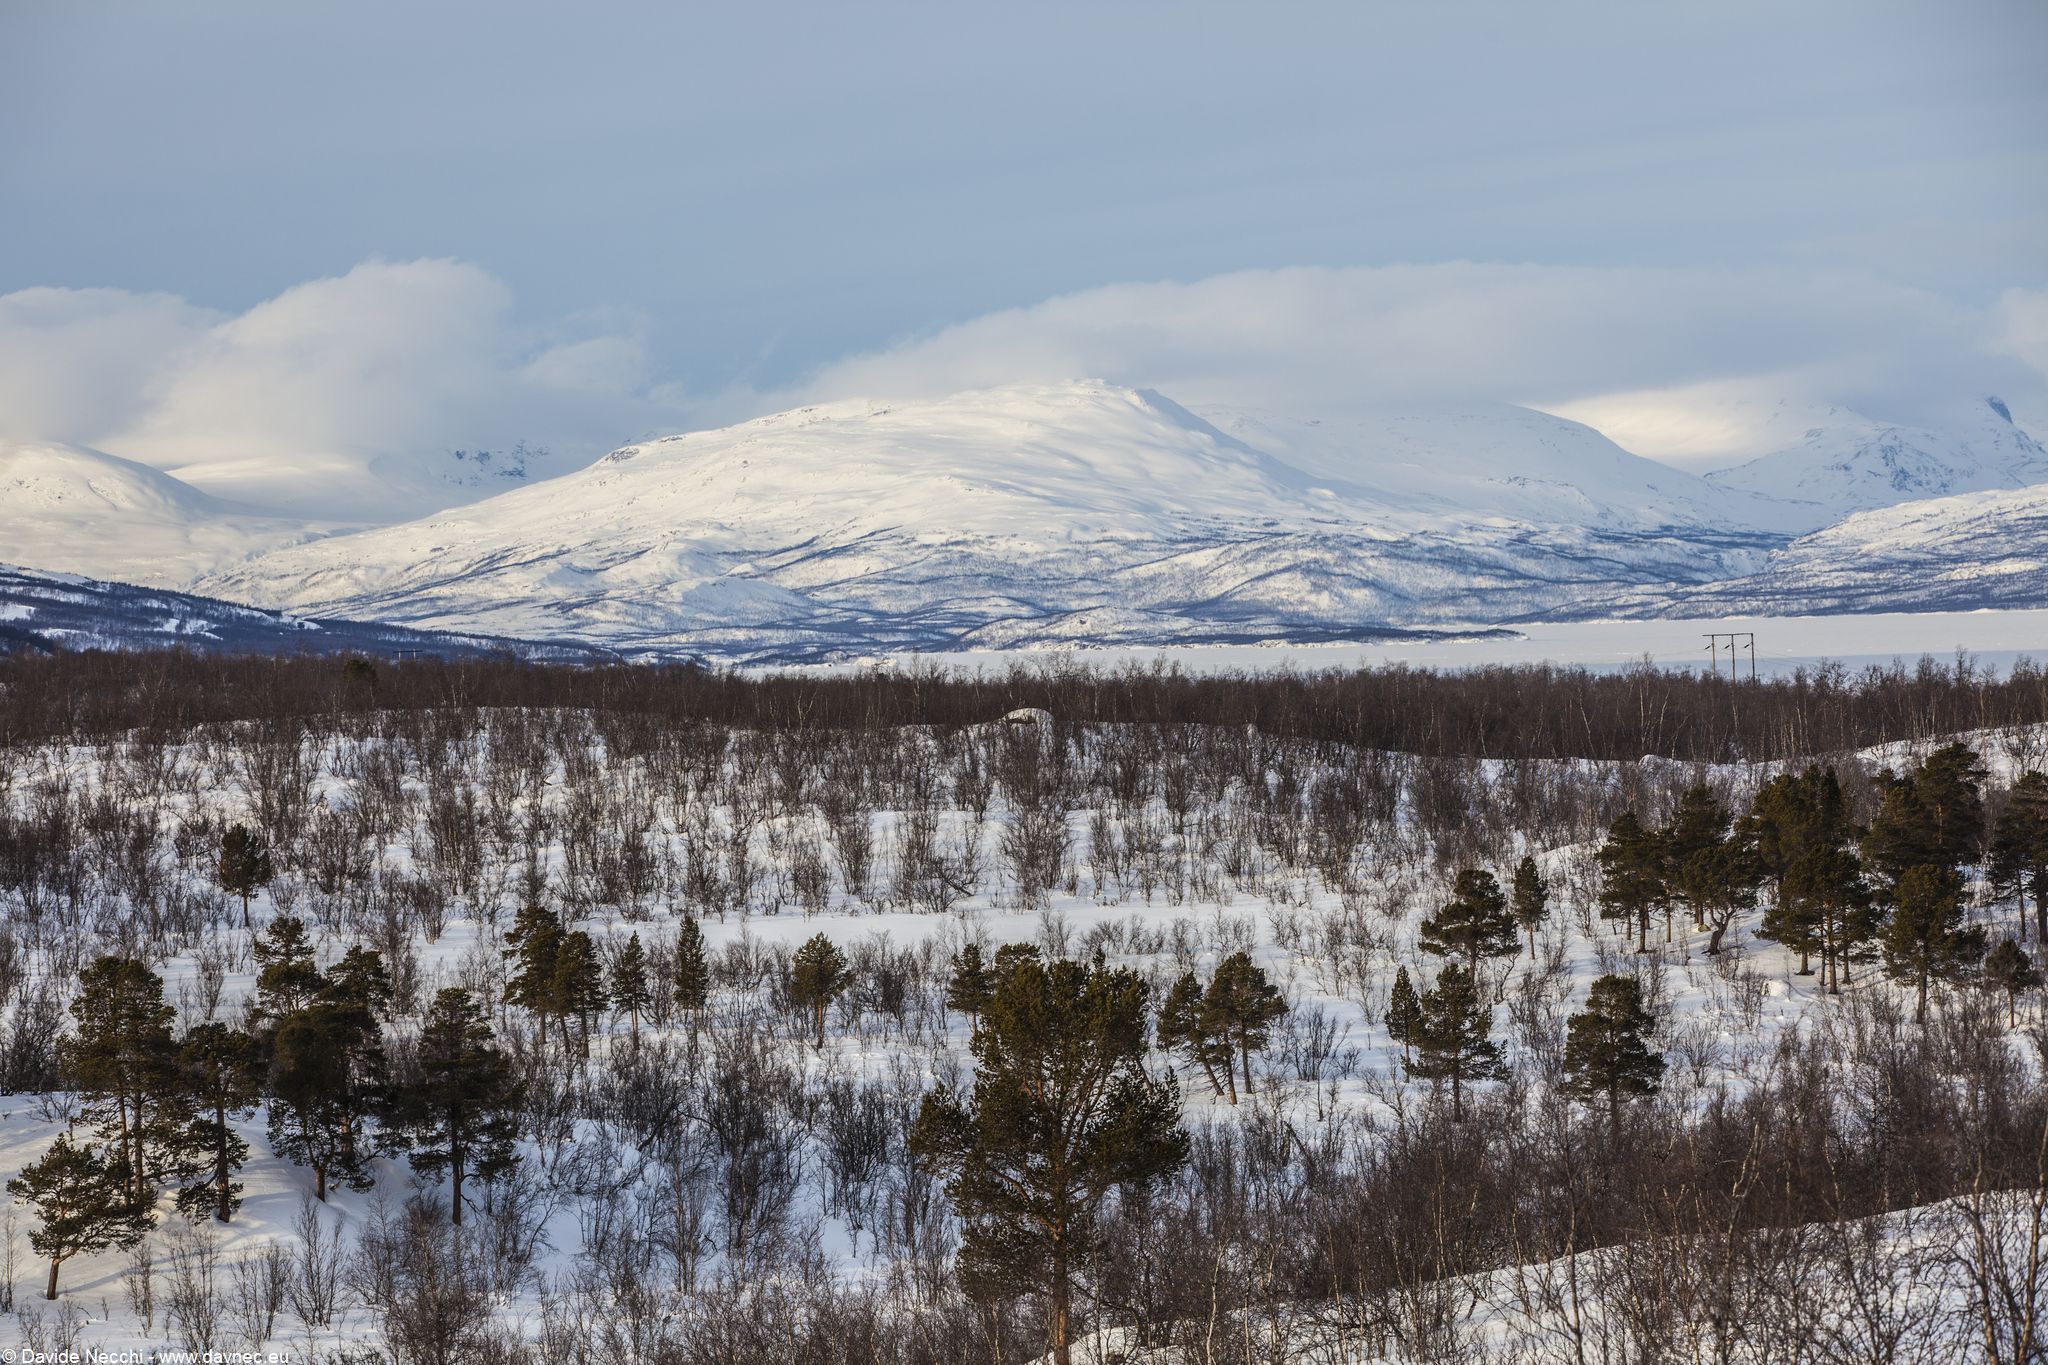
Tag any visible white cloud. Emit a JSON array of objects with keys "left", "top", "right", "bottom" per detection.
[
  {"left": 750, "top": 263, "right": 2046, "bottom": 462},
  {"left": 0, "top": 260, "right": 687, "bottom": 518},
  {"left": 0, "top": 286, "right": 219, "bottom": 442},
  {"left": 2, "top": 259, "right": 2042, "bottom": 520}
]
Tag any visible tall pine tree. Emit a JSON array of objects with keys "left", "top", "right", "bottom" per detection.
[
  {"left": 175, "top": 1022, "right": 262, "bottom": 1223},
  {"left": 1408, "top": 963, "right": 1506, "bottom": 1122},
  {"left": 1200, "top": 952, "right": 1288, "bottom": 1103},
  {"left": 910, "top": 955, "right": 1186, "bottom": 1365},
  {"left": 62, "top": 956, "right": 182, "bottom": 1208},
  {"left": 1991, "top": 772, "right": 2048, "bottom": 941},
  {"left": 1597, "top": 814, "right": 1666, "bottom": 954},
  {"left": 1157, "top": 970, "right": 1230, "bottom": 1099},
  {"left": 1882, "top": 864, "right": 1986, "bottom": 1024},
  {"left": 8, "top": 1135, "right": 152, "bottom": 1300},
  {"left": 1560, "top": 974, "right": 1664, "bottom": 1142},
  {"left": 383, "top": 988, "right": 522, "bottom": 1225},
  {"left": 673, "top": 916, "right": 711, "bottom": 1044}
]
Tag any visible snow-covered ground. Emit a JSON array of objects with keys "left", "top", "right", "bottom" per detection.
[{"left": 0, "top": 704, "right": 2039, "bottom": 1358}]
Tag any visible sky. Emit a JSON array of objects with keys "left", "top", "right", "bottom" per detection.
[{"left": 2, "top": 0, "right": 2046, "bottom": 493}]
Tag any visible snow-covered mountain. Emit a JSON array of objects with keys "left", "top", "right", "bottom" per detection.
[
  {"left": 1704, "top": 396, "right": 2048, "bottom": 529},
  {"left": 0, "top": 439, "right": 320, "bottom": 585},
  {"left": 0, "top": 562, "right": 618, "bottom": 660},
  {"left": 198, "top": 382, "right": 1785, "bottom": 661},
  {"left": 1210, "top": 401, "right": 1813, "bottom": 534},
  {"left": 1556, "top": 483, "right": 2048, "bottom": 620}
]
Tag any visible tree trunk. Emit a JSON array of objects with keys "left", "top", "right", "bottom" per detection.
[
  {"left": 45, "top": 1256, "right": 59, "bottom": 1301},
  {"left": 1240, "top": 1039, "right": 1254, "bottom": 1102},
  {"left": 1050, "top": 1243, "right": 1073, "bottom": 1365},
  {"left": 1637, "top": 910, "right": 1649, "bottom": 955},
  {"left": 216, "top": 1098, "right": 233, "bottom": 1222},
  {"left": 1916, "top": 969, "right": 1929, "bottom": 1025},
  {"left": 314, "top": 1160, "right": 328, "bottom": 1202}
]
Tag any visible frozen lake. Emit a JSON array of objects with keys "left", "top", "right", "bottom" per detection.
[{"left": 810, "top": 608, "right": 2048, "bottom": 678}]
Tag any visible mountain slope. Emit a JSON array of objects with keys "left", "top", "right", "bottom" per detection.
[
  {"left": 1552, "top": 483, "right": 2048, "bottom": 620},
  {"left": 1704, "top": 396, "right": 2048, "bottom": 528},
  {"left": 0, "top": 563, "right": 618, "bottom": 660},
  {"left": 0, "top": 440, "right": 319, "bottom": 585},
  {"left": 1208, "top": 401, "right": 1813, "bottom": 534},
  {"left": 199, "top": 382, "right": 1784, "bottom": 661}
]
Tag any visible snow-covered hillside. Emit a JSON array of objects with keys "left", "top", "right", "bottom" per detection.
[
  {"left": 0, "top": 562, "right": 619, "bottom": 660},
  {"left": 1559, "top": 482, "right": 2048, "bottom": 621},
  {"left": 197, "top": 382, "right": 1784, "bottom": 661},
  {"left": 1210, "top": 400, "right": 1811, "bottom": 534},
  {"left": 0, "top": 440, "right": 316, "bottom": 586},
  {"left": 1705, "top": 396, "right": 2048, "bottom": 529}
]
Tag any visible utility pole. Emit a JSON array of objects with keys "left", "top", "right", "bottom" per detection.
[{"left": 1701, "top": 632, "right": 1757, "bottom": 682}]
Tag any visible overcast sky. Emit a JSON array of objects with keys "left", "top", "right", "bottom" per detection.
[{"left": 2, "top": 0, "right": 2045, "bottom": 475}]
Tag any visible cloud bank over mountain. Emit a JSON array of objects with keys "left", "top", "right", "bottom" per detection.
[
  {"left": 1, "top": 260, "right": 2044, "bottom": 521},
  {"left": 0, "top": 260, "right": 692, "bottom": 517}
]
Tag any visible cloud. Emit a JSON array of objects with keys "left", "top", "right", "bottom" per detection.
[
  {"left": 2, "top": 259, "right": 2042, "bottom": 518},
  {"left": 750, "top": 263, "right": 2048, "bottom": 460},
  {"left": 0, "top": 286, "right": 219, "bottom": 442},
  {"left": 0, "top": 260, "right": 689, "bottom": 517}
]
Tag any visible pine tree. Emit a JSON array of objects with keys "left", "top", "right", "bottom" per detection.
[
  {"left": 1863, "top": 780, "right": 1940, "bottom": 897},
  {"left": 1597, "top": 813, "right": 1666, "bottom": 953},
  {"left": 1990, "top": 771, "right": 2048, "bottom": 941},
  {"left": 1157, "top": 970, "right": 1229, "bottom": 1098},
  {"left": 269, "top": 1004, "right": 380, "bottom": 1201},
  {"left": 1200, "top": 951, "right": 1287, "bottom": 1103},
  {"left": 1663, "top": 786, "right": 1730, "bottom": 933},
  {"left": 251, "top": 915, "right": 324, "bottom": 1026},
  {"left": 1559, "top": 974, "right": 1665, "bottom": 1142},
  {"left": 551, "top": 930, "right": 608, "bottom": 1059},
  {"left": 1680, "top": 829, "right": 1763, "bottom": 956},
  {"left": 323, "top": 944, "right": 393, "bottom": 1013},
  {"left": 8, "top": 1134, "right": 152, "bottom": 1300},
  {"left": 1916, "top": 743, "right": 1989, "bottom": 870},
  {"left": 266, "top": 954, "right": 388, "bottom": 1203},
  {"left": 1759, "top": 850, "right": 1823, "bottom": 977},
  {"left": 504, "top": 902, "right": 564, "bottom": 1048},
  {"left": 1782, "top": 845, "right": 1874, "bottom": 993},
  {"left": 1510, "top": 856, "right": 1549, "bottom": 957},
  {"left": 945, "top": 943, "right": 996, "bottom": 1025},
  {"left": 1983, "top": 939, "right": 2042, "bottom": 1028},
  {"left": 1882, "top": 864, "right": 1987, "bottom": 1024},
  {"left": 175, "top": 1022, "right": 262, "bottom": 1223},
  {"left": 1408, "top": 963, "right": 1506, "bottom": 1122},
  {"left": 62, "top": 956, "right": 181, "bottom": 1208},
  {"left": 673, "top": 916, "right": 711, "bottom": 1044},
  {"left": 1863, "top": 745, "right": 1987, "bottom": 897},
  {"left": 1386, "top": 965, "right": 1423, "bottom": 1065},
  {"left": 910, "top": 954, "right": 1186, "bottom": 1365},
  {"left": 1420, "top": 868, "right": 1517, "bottom": 974},
  {"left": 790, "top": 933, "right": 850, "bottom": 1050},
  {"left": 612, "top": 933, "right": 651, "bottom": 1040},
  {"left": 383, "top": 988, "right": 521, "bottom": 1225},
  {"left": 217, "top": 823, "right": 274, "bottom": 928},
  {"left": 1751, "top": 765, "right": 1851, "bottom": 898}
]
